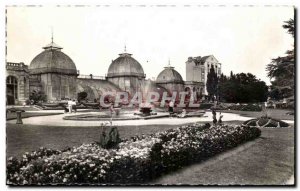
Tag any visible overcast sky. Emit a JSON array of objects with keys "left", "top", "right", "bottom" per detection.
[{"left": 6, "top": 6, "right": 294, "bottom": 84}]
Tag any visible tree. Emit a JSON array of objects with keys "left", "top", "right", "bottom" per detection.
[
  {"left": 218, "top": 72, "right": 268, "bottom": 103},
  {"left": 77, "top": 92, "right": 88, "bottom": 102},
  {"left": 206, "top": 67, "right": 218, "bottom": 101},
  {"left": 29, "top": 90, "right": 47, "bottom": 104},
  {"left": 266, "top": 18, "right": 294, "bottom": 99}
]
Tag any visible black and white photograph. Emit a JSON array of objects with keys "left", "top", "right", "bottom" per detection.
[{"left": 4, "top": 3, "right": 295, "bottom": 186}]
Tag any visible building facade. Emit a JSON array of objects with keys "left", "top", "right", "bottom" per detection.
[
  {"left": 6, "top": 39, "right": 221, "bottom": 105},
  {"left": 6, "top": 62, "right": 30, "bottom": 105},
  {"left": 185, "top": 55, "right": 222, "bottom": 96}
]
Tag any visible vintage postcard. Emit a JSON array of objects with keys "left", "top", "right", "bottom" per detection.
[{"left": 5, "top": 5, "right": 295, "bottom": 186}]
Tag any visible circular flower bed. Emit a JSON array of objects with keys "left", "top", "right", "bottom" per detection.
[
  {"left": 243, "top": 117, "right": 289, "bottom": 128},
  {"left": 7, "top": 123, "right": 261, "bottom": 185}
]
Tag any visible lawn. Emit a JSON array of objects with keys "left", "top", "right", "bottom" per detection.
[
  {"left": 6, "top": 112, "right": 62, "bottom": 121},
  {"left": 6, "top": 123, "right": 198, "bottom": 158},
  {"left": 7, "top": 106, "right": 41, "bottom": 111},
  {"left": 154, "top": 125, "right": 294, "bottom": 185},
  {"left": 7, "top": 121, "right": 246, "bottom": 159},
  {"left": 6, "top": 109, "right": 295, "bottom": 184},
  {"left": 221, "top": 109, "right": 294, "bottom": 121}
]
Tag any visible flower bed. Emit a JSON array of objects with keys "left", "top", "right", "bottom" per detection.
[
  {"left": 243, "top": 117, "right": 289, "bottom": 128},
  {"left": 7, "top": 123, "right": 261, "bottom": 185}
]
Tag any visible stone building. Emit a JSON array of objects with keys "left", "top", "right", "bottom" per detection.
[
  {"left": 6, "top": 62, "right": 30, "bottom": 105},
  {"left": 6, "top": 38, "right": 222, "bottom": 105},
  {"left": 185, "top": 55, "right": 221, "bottom": 97}
]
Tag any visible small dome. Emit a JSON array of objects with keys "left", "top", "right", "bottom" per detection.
[
  {"left": 156, "top": 65, "right": 184, "bottom": 83},
  {"left": 29, "top": 42, "right": 77, "bottom": 75},
  {"left": 107, "top": 53, "right": 145, "bottom": 78}
]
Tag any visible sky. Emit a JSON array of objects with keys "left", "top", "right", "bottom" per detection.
[{"left": 6, "top": 5, "right": 294, "bottom": 84}]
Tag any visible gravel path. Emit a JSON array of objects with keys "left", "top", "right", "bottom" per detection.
[{"left": 7, "top": 111, "right": 253, "bottom": 126}]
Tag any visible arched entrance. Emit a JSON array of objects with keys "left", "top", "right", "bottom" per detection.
[{"left": 6, "top": 76, "right": 18, "bottom": 105}]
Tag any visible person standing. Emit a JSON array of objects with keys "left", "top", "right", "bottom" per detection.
[
  {"left": 218, "top": 112, "right": 223, "bottom": 124},
  {"left": 67, "top": 99, "right": 72, "bottom": 114},
  {"left": 212, "top": 109, "right": 217, "bottom": 125},
  {"left": 169, "top": 100, "right": 174, "bottom": 115},
  {"left": 72, "top": 99, "right": 77, "bottom": 113},
  {"left": 109, "top": 103, "right": 114, "bottom": 126}
]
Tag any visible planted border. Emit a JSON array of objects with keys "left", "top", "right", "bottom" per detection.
[{"left": 7, "top": 123, "right": 260, "bottom": 185}]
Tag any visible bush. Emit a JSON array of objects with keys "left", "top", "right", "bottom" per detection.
[
  {"left": 29, "top": 90, "right": 47, "bottom": 104},
  {"left": 7, "top": 124, "right": 261, "bottom": 185},
  {"left": 97, "top": 124, "right": 121, "bottom": 149},
  {"left": 228, "top": 104, "right": 262, "bottom": 111},
  {"left": 77, "top": 92, "right": 88, "bottom": 102},
  {"left": 241, "top": 104, "right": 262, "bottom": 111},
  {"left": 199, "top": 103, "right": 213, "bottom": 109}
]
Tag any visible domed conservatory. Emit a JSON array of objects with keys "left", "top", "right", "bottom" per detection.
[
  {"left": 6, "top": 38, "right": 221, "bottom": 105},
  {"left": 106, "top": 51, "right": 145, "bottom": 96},
  {"left": 29, "top": 40, "right": 78, "bottom": 101}
]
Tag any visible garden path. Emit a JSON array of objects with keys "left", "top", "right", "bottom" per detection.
[{"left": 7, "top": 111, "right": 255, "bottom": 126}]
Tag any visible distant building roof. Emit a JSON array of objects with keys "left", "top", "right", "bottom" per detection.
[{"left": 187, "top": 55, "right": 219, "bottom": 65}]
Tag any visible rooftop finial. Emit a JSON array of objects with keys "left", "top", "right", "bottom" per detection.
[
  {"left": 168, "top": 58, "right": 171, "bottom": 66},
  {"left": 124, "top": 44, "right": 127, "bottom": 53}
]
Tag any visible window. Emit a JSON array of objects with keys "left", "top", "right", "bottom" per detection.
[{"left": 6, "top": 76, "right": 18, "bottom": 104}]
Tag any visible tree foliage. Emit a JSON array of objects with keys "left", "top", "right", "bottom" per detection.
[
  {"left": 77, "top": 92, "right": 88, "bottom": 102},
  {"left": 29, "top": 90, "right": 47, "bottom": 104},
  {"left": 266, "top": 18, "right": 294, "bottom": 98},
  {"left": 218, "top": 72, "right": 268, "bottom": 103},
  {"left": 206, "top": 67, "right": 218, "bottom": 101}
]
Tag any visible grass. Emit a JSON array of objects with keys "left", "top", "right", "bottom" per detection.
[
  {"left": 7, "top": 106, "right": 41, "bottom": 111},
  {"left": 6, "top": 123, "right": 189, "bottom": 158},
  {"left": 221, "top": 109, "right": 294, "bottom": 121},
  {"left": 6, "top": 121, "right": 245, "bottom": 159},
  {"left": 154, "top": 125, "right": 294, "bottom": 185},
  {"left": 6, "top": 108, "right": 295, "bottom": 185},
  {"left": 6, "top": 112, "right": 62, "bottom": 121}
]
